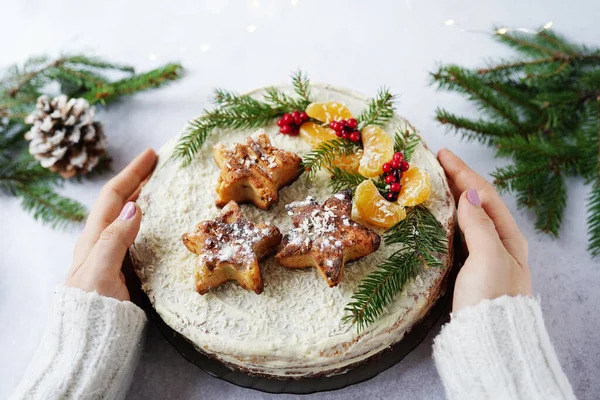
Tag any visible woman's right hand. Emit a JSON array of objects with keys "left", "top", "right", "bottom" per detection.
[{"left": 437, "top": 149, "right": 532, "bottom": 312}]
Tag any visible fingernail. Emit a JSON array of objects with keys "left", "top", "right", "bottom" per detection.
[
  {"left": 466, "top": 189, "right": 481, "bottom": 206},
  {"left": 119, "top": 202, "right": 136, "bottom": 220}
]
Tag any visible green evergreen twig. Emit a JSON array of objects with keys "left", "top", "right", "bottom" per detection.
[
  {"left": 431, "top": 26, "right": 600, "bottom": 255},
  {"left": 0, "top": 54, "right": 182, "bottom": 228},
  {"left": 291, "top": 70, "right": 312, "bottom": 109},
  {"left": 343, "top": 206, "right": 447, "bottom": 331},
  {"left": 173, "top": 72, "right": 312, "bottom": 165},
  {"left": 356, "top": 87, "right": 396, "bottom": 128},
  {"left": 301, "top": 139, "right": 360, "bottom": 178},
  {"left": 393, "top": 128, "right": 420, "bottom": 161},
  {"left": 327, "top": 167, "right": 387, "bottom": 194}
]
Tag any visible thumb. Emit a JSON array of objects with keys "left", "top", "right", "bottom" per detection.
[
  {"left": 84, "top": 202, "right": 142, "bottom": 273},
  {"left": 457, "top": 189, "right": 504, "bottom": 255}
]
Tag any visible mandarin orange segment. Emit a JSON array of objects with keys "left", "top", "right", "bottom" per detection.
[
  {"left": 358, "top": 125, "right": 394, "bottom": 178},
  {"left": 306, "top": 102, "right": 353, "bottom": 123},
  {"left": 354, "top": 180, "right": 406, "bottom": 228},
  {"left": 299, "top": 121, "right": 337, "bottom": 147},
  {"left": 397, "top": 167, "right": 432, "bottom": 207}
]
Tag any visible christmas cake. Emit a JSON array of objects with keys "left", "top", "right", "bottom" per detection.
[{"left": 131, "top": 79, "right": 456, "bottom": 378}]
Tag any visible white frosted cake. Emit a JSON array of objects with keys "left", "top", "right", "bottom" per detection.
[{"left": 131, "top": 84, "right": 456, "bottom": 378}]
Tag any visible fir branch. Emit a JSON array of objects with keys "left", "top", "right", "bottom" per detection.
[
  {"left": 7, "top": 57, "right": 65, "bottom": 97},
  {"left": 343, "top": 206, "right": 447, "bottom": 331},
  {"left": 85, "top": 63, "right": 182, "bottom": 105},
  {"left": 173, "top": 98, "right": 282, "bottom": 165},
  {"left": 62, "top": 55, "right": 135, "bottom": 73},
  {"left": 393, "top": 128, "right": 420, "bottom": 161},
  {"left": 587, "top": 183, "right": 600, "bottom": 257},
  {"left": 264, "top": 87, "right": 306, "bottom": 111},
  {"left": 432, "top": 27, "right": 600, "bottom": 255},
  {"left": 328, "top": 167, "right": 368, "bottom": 194},
  {"left": 431, "top": 65, "right": 523, "bottom": 129},
  {"left": 536, "top": 30, "right": 580, "bottom": 55},
  {"left": 301, "top": 139, "right": 360, "bottom": 178},
  {"left": 0, "top": 155, "right": 59, "bottom": 194},
  {"left": 487, "top": 80, "right": 542, "bottom": 118},
  {"left": 356, "top": 87, "right": 396, "bottom": 128},
  {"left": 0, "top": 153, "right": 86, "bottom": 228},
  {"left": 534, "top": 171, "right": 567, "bottom": 237},
  {"left": 491, "top": 162, "right": 549, "bottom": 192},
  {"left": 436, "top": 109, "right": 518, "bottom": 144},
  {"left": 494, "top": 30, "right": 566, "bottom": 58},
  {"left": 291, "top": 70, "right": 312, "bottom": 109},
  {"left": 327, "top": 167, "right": 386, "bottom": 194},
  {"left": 49, "top": 66, "right": 108, "bottom": 91},
  {"left": 16, "top": 184, "right": 87, "bottom": 228}
]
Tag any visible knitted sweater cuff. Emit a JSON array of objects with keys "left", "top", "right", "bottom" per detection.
[
  {"left": 11, "top": 285, "right": 147, "bottom": 400},
  {"left": 433, "top": 295, "right": 574, "bottom": 400}
]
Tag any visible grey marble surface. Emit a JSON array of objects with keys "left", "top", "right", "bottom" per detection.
[{"left": 1, "top": 0, "right": 599, "bottom": 399}]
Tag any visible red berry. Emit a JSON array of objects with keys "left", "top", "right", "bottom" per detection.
[
  {"left": 390, "top": 183, "right": 401, "bottom": 193},
  {"left": 280, "top": 125, "right": 292, "bottom": 134},
  {"left": 282, "top": 113, "right": 293, "bottom": 125},
  {"left": 346, "top": 118, "right": 357, "bottom": 129},
  {"left": 349, "top": 132, "right": 361, "bottom": 142},
  {"left": 391, "top": 159, "right": 402, "bottom": 169},
  {"left": 382, "top": 163, "right": 392, "bottom": 173},
  {"left": 335, "top": 130, "right": 344, "bottom": 137},
  {"left": 330, "top": 121, "right": 343, "bottom": 132},
  {"left": 292, "top": 111, "right": 302, "bottom": 125},
  {"left": 385, "top": 174, "right": 396, "bottom": 184},
  {"left": 342, "top": 132, "right": 350, "bottom": 140},
  {"left": 299, "top": 111, "right": 308, "bottom": 122},
  {"left": 277, "top": 118, "right": 285, "bottom": 127},
  {"left": 290, "top": 126, "right": 299, "bottom": 136},
  {"left": 400, "top": 161, "right": 410, "bottom": 172},
  {"left": 393, "top": 152, "right": 404, "bottom": 161},
  {"left": 386, "top": 192, "right": 396, "bottom": 201}
]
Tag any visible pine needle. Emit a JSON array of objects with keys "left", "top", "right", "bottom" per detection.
[
  {"left": 393, "top": 128, "right": 420, "bottom": 161},
  {"left": 173, "top": 71, "right": 313, "bottom": 165},
  {"left": 0, "top": 54, "right": 181, "bottom": 229},
  {"left": 356, "top": 87, "right": 396, "bottom": 128},
  {"left": 587, "top": 183, "right": 600, "bottom": 257},
  {"left": 16, "top": 184, "right": 87, "bottom": 228},
  {"left": 327, "top": 167, "right": 386, "bottom": 194},
  {"left": 301, "top": 139, "right": 360, "bottom": 178},
  {"left": 173, "top": 100, "right": 282, "bottom": 165},
  {"left": 343, "top": 206, "right": 447, "bottom": 331},
  {"left": 291, "top": 70, "right": 312, "bottom": 109},
  {"left": 431, "top": 27, "right": 600, "bottom": 255}
]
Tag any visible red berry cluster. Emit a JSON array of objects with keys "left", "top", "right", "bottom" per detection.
[
  {"left": 382, "top": 152, "right": 410, "bottom": 201},
  {"left": 277, "top": 111, "right": 308, "bottom": 136},
  {"left": 329, "top": 118, "right": 361, "bottom": 142}
]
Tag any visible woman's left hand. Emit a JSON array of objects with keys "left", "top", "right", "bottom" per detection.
[{"left": 66, "top": 149, "right": 157, "bottom": 301}]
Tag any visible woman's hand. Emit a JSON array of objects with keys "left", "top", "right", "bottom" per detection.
[
  {"left": 437, "top": 149, "right": 532, "bottom": 312},
  {"left": 66, "top": 149, "right": 157, "bottom": 301}
]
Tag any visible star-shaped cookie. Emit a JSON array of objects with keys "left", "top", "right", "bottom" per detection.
[
  {"left": 213, "top": 131, "right": 302, "bottom": 210},
  {"left": 275, "top": 190, "right": 381, "bottom": 287},
  {"left": 182, "top": 201, "right": 282, "bottom": 294}
]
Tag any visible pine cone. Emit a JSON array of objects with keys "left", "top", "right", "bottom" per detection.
[{"left": 24, "top": 95, "right": 106, "bottom": 178}]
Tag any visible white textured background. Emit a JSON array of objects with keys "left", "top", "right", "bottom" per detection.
[{"left": 1, "top": 0, "right": 599, "bottom": 399}]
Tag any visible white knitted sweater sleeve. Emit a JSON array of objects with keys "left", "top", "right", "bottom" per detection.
[
  {"left": 11, "top": 285, "right": 147, "bottom": 400},
  {"left": 433, "top": 295, "right": 575, "bottom": 400}
]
